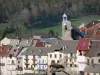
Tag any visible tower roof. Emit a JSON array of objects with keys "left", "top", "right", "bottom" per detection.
[{"left": 63, "top": 13, "right": 67, "bottom": 17}]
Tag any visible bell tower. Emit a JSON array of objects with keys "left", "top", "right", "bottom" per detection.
[{"left": 62, "top": 13, "right": 72, "bottom": 40}]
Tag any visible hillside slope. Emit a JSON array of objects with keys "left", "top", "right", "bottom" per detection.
[{"left": 0, "top": 0, "right": 100, "bottom": 23}]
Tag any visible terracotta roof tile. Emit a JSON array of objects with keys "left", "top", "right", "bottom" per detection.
[
  {"left": 86, "top": 30, "right": 94, "bottom": 38},
  {"left": 76, "top": 38, "right": 90, "bottom": 50},
  {"left": 85, "top": 21, "right": 100, "bottom": 28},
  {"left": 0, "top": 45, "right": 11, "bottom": 56},
  {"left": 35, "top": 40, "right": 45, "bottom": 47}
]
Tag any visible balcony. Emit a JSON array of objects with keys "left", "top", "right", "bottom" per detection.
[
  {"left": 32, "top": 63, "right": 37, "bottom": 65},
  {"left": 24, "top": 62, "right": 29, "bottom": 65},
  {"left": 37, "top": 63, "right": 48, "bottom": 65},
  {"left": 24, "top": 58, "right": 29, "bottom": 60},
  {"left": 16, "top": 67, "right": 23, "bottom": 71},
  {"left": 32, "top": 59, "right": 37, "bottom": 61}
]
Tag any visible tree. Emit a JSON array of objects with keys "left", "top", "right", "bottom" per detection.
[
  {"left": 55, "top": 32, "right": 59, "bottom": 38},
  {"left": 48, "top": 29, "right": 55, "bottom": 37}
]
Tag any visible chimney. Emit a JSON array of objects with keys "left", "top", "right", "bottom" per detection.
[{"left": 27, "top": 40, "right": 29, "bottom": 43}]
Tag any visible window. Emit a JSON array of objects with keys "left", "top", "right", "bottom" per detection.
[
  {"left": 17, "top": 65, "right": 20, "bottom": 69},
  {"left": 57, "top": 60, "right": 59, "bottom": 63},
  {"left": 54, "top": 54, "right": 57, "bottom": 58},
  {"left": 70, "top": 59, "right": 72, "bottom": 62},
  {"left": 12, "top": 60, "right": 14, "bottom": 64},
  {"left": 42, "top": 60, "right": 44, "bottom": 64},
  {"left": 98, "top": 59, "right": 100, "bottom": 63},
  {"left": 60, "top": 54, "right": 62, "bottom": 58},
  {"left": 38, "top": 56, "right": 41, "bottom": 58},
  {"left": 42, "top": 65, "right": 44, "bottom": 69},
  {"left": 50, "top": 54, "right": 52, "bottom": 58},
  {"left": 91, "top": 59, "right": 94, "bottom": 64},
  {"left": 74, "top": 64, "right": 77, "bottom": 67},
  {"left": 25, "top": 55, "right": 28, "bottom": 59},
  {"left": 70, "top": 64, "right": 72, "bottom": 67},
  {"left": 70, "top": 53, "right": 73, "bottom": 57},
  {"left": 9, "top": 54, "right": 12, "bottom": 58},
  {"left": 87, "top": 59, "right": 90, "bottom": 65},
  {"left": 26, "top": 64, "right": 28, "bottom": 68},
  {"left": 18, "top": 61, "right": 20, "bottom": 63},
  {"left": 38, "top": 60, "right": 41, "bottom": 64},
  {"left": 51, "top": 60, "right": 55, "bottom": 63},
  {"left": 97, "top": 53, "right": 100, "bottom": 56},
  {"left": 14, "top": 49, "right": 16, "bottom": 52}
]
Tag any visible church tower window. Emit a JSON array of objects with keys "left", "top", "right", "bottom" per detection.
[{"left": 65, "top": 25, "right": 67, "bottom": 30}]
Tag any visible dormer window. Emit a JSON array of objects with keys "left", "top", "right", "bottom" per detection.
[
  {"left": 97, "top": 53, "right": 100, "bottom": 56},
  {"left": 90, "top": 41, "right": 92, "bottom": 44},
  {"left": 91, "top": 59, "right": 94, "bottom": 64},
  {"left": 55, "top": 49, "right": 59, "bottom": 51},
  {"left": 9, "top": 54, "right": 12, "bottom": 59},
  {"left": 89, "top": 45, "right": 92, "bottom": 48},
  {"left": 98, "top": 59, "right": 100, "bottom": 63},
  {"left": 39, "top": 49, "right": 42, "bottom": 53}
]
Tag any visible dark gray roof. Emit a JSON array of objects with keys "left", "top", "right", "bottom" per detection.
[
  {"left": 34, "top": 33, "right": 54, "bottom": 38},
  {"left": 7, "top": 36, "right": 20, "bottom": 39},
  {"left": 21, "top": 40, "right": 78, "bottom": 56},
  {"left": 40, "top": 38, "right": 58, "bottom": 44},
  {"left": 84, "top": 64, "right": 100, "bottom": 73},
  {"left": 20, "top": 33, "right": 55, "bottom": 39},
  {"left": 21, "top": 47, "right": 54, "bottom": 56},
  {"left": 18, "top": 40, "right": 33, "bottom": 47},
  {"left": 51, "top": 40, "right": 78, "bottom": 53},
  {"left": 86, "top": 40, "right": 100, "bottom": 57},
  {"left": 91, "top": 35, "right": 100, "bottom": 40}
]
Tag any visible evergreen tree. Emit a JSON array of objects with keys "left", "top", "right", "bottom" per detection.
[{"left": 48, "top": 29, "right": 55, "bottom": 37}]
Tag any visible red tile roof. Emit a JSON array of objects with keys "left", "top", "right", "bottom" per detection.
[
  {"left": 85, "top": 21, "right": 100, "bottom": 38},
  {"left": 35, "top": 40, "right": 45, "bottom": 47},
  {"left": 0, "top": 45, "right": 11, "bottom": 56},
  {"left": 76, "top": 38, "right": 90, "bottom": 50},
  {"left": 85, "top": 21, "right": 100, "bottom": 28}
]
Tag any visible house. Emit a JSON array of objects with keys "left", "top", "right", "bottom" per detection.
[
  {"left": 21, "top": 47, "right": 53, "bottom": 74},
  {"left": 76, "top": 38, "right": 90, "bottom": 74},
  {"left": 40, "top": 38, "right": 58, "bottom": 48},
  {"left": 16, "top": 47, "right": 28, "bottom": 75},
  {"left": 84, "top": 40, "right": 100, "bottom": 74},
  {"left": 49, "top": 40, "right": 79, "bottom": 73},
  {"left": 0, "top": 45, "right": 17, "bottom": 75},
  {"left": 0, "top": 37, "right": 20, "bottom": 46},
  {"left": 76, "top": 38, "right": 100, "bottom": 74},
  {"left": 85, "top": 21, "right": 100, "bottom": 38}
]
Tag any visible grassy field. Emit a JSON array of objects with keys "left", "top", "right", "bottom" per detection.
[
  {"left": 1, "top": 15, "right": 100, "bottom": 36},
  {"left": 31, "top": 15, "right": 100, "bottom": 36}
]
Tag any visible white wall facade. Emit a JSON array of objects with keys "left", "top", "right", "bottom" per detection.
[
  {"left": 0, "top": 57, "right": 17, "bottom": 75},
  {"left": 22, "top": 55, "right": 48, "bottom": 74},
  {"left": 62, "top": 13, "right": 72, "bottom": 40},
  {"left": 48, "top": 52, "right": 66, "bottom": 65}
]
